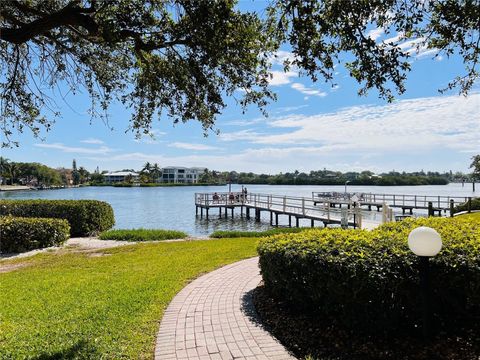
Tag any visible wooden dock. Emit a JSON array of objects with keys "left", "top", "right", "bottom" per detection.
[
  {"left": 312, "top": 191, "right": 474, "bottom": 216},
  {"left": 195, "top": 192, "right": 367, "bottom": 228}
]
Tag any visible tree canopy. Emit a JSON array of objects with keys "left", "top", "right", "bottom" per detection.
[{"left": 1, "top": 0, "right": 479, "bottom": 146}]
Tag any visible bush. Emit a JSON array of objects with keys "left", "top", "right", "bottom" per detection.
[
  {"left": 0, "top": 200, "right": 115, "bottom": 236},
  {"left": 99, "top": 229, "right": 187, "bottom": 241},
  {"left": 454, "top": 197, "right": 480, "bottom": 213},
  {"left": 0, "top": 216, "right": 70, "bottom": 253},
  {"left": 258, "top": 217, "right": 480, "bottom": 336},
  {"left": 210, "top": 227, "right": 310, "bottom": 238}
]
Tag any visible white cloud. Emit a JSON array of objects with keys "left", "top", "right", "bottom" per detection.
[
  {"left": 251, "top": 94, "right": 480, "bottom": 155},
  {"left": 269, "top": 70, "right": 298, "bottom": 86},
  {"left": 34, "top": 143, "right": 113, "bottom": 155},
  {"left": 168, "top": 142, "right": 219, "bottom": 151},
  {"left": 134, "top": 129, "right": 167, "bottom": 144},
  {"left": 80, "top": 138, "right": 104, "bottom": 144},
  {"left": 291, "top": 83, "right": 327, "bottom": 97},
  {"left": 270, "top": 50, "right": 296, "bottom": 66},
  {"left": 219, "top": 129, "right": 263, "bottom": 142},
  {"left": 367, "top": 27, "right": 384, "bottom": 41}
]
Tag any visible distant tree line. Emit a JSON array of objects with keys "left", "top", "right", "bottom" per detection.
[{"left": 200, "top": 168, "right": 478, "bottom": 186}]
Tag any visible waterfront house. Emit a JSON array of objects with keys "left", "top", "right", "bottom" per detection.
[
  {"left": 104, "top": 171, "right": 140, "bottom": 183},
  {"left": 161, "top": 167, "right": 206, "bottom": 184}
]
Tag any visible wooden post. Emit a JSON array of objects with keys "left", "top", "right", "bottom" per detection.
[
  {"left": 270, "top": 211, "right": 273, "bottom": 225},
  {"left": 225, "top": 207, "right": 228, "bottom": 218},
  {"left": 289, "top": 215, "right": 292, "bottom": 227},
  {"left": 296, "top": 217, "right": 299, "bottom": 227},
  {"left": 201, "top": 207, "right": 203, "bottom": 218},
  {"left": 219, "top": 207, "right": 222, "bottom": 216},
  {"left": 196, "top": 206, "right": 198, "bottom": 216},
  {"left": 450, "top": 199, "right": 454, "bottom": 218},
  {"left": 311, "top": 219, "right": 314, "bottom": 228},
  {"left": 283, "top": 196, "right": 286, "bottom": 212},
  {"left": 428, "top": 202, "right": 433, "bottom": 217},
  {"left": 473, "top": 181, "right": 476, "bottom": 192},
  {"left": 206, "top": 208, "right": 209, "bottom": 220},
  {"left": 246, "top": 207, "right": 250, "bottom": 219},
  {"left": 468, "top": 197, "right": 472, "bottom": 213},
  {"left": 240, "top": 206, "right": 244, "bottom": 217},
  {"left": 275, "top": 213, "right": 279, "bottom": 227},
  {"left": 231, "top": 208, "right": 234, "bottom": 218},
  {"left": 302, "top": 198, "right": 305, "bottom": 215}
]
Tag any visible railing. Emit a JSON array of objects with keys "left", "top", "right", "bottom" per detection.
[
  {"left": 195, "top": 192, "right": 363, "bottom": 226},
  {"left": 312, "top": 191, "right": 473, "bottom": 210}
]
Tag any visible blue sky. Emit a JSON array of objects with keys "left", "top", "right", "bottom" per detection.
[{"left": 2, "top": 2, "right": 479, "bottom": 174}]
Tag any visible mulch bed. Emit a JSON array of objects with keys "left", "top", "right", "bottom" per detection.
[{"left": 252, "top": 286, "right": 480, "bottom": 360}]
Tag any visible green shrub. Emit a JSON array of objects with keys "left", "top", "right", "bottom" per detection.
[
  {"left": 211, "top": 227, "right": 310, "bottom": 238},
  {"left": 258, "top": 217, "right": 480, "bottom": 336},
  {"left": 99, "top": 228, "right": 187, "bottom": 241},
  {"left": 454, "top": 197, "right": 480, "bottom": 213},
  {"left": 0, "top": 216, "right": 70, "bottom": 253},
  {"left": 0, "top": 200, "right": 114, "bottom": 236}
]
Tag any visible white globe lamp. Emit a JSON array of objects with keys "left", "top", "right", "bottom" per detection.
[{"left": 408, "top": 226, "right": 442, "bottom": 257}]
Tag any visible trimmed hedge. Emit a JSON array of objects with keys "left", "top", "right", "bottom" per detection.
[
  {"left": 0, "top": 216, "right": 70, "bottom": 253},
  {"left": 0, "top": 200, "right": 114, "bottom": 236},
  {"left": 258, "top": 217, "right": 480, "bottom": 336},
  {"left": 454, "top": 197, "right": 480, "bottom": 213},
  {"left": 99, "top": 228, "right": 188, "bottom": 241}
]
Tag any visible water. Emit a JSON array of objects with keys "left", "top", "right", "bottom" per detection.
[{"left": 0, "top": 184, "right": 476, "bottom": 236}]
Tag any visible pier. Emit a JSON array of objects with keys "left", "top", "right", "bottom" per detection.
[
  {"left": 312, "top": 191, "right": 473, "bottom": 216},
  {"left": 195, "top": 192, "right": 369, "bottom": 229}
]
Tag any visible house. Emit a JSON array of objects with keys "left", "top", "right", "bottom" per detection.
[
  {"left": 104, "top": 171, "right": 140, "bottom": 183},
  {"left": 161, "top": 167, "right": 206, "bottom": 184}
]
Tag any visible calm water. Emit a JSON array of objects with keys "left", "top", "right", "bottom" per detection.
[{"left": 1, "top": 184, "right": 476, "bottom": 236}]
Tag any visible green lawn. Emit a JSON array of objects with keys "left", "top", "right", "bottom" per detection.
[{"left": 0, "top": 239, "right": 258, "bottom": 359}]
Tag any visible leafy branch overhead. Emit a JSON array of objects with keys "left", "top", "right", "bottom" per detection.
[
  {"left": 269, "top": 0, "right": 480, "bottom": 101},
  {"left": 1, "top": 0, "right": 479, "bottom": 146},
  {"left": 0, "top": 0, "right": 277, "bottom": 146}
]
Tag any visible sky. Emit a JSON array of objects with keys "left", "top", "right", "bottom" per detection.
[{"left": 2, "top": 2, "right": 479, "bottom": 174}]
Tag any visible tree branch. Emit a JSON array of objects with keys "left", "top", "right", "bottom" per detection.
[{"left": 1, "top": 2, "right": 99, "bottom": 44}]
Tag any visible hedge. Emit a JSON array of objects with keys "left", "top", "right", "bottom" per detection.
[
  {"left": 454, "top": 197, "right": 480, "bottom": 213},
  {"left": 0, "top": 216, "right": 70, "bottom": 253},
  {"left": 99, "top": 229, "right": 188, "bottom": 241},
  {"left": 258, "top": 217, "right": 480, "bottom": 336},
  {"left": 0, "top": 200, "right": 115, "bottom": 236}
]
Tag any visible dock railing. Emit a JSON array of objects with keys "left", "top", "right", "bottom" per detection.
[
  {"left": 312, "top": 191, "right": 472, "bottom": 210},
  {"left": 195, "top": 192, "right": 363, "bottom": 226}
]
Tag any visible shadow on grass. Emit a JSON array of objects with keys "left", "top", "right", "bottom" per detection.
[{"left": 33, "top": 340, "right": 100, "bottom": 360}]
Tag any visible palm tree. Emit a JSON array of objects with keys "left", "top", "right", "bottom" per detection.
[
  {"left": 141, "top": 162, "right": 153, "bottom": 183},
  {"left": 5, "top": 162, "right": 19, "bottom": 185},
  {"left": 0, "top": 157, "right": 9, "bottom": 184},
  {"left": 152, "top": 163, "right": 161, "bottom": 183}
]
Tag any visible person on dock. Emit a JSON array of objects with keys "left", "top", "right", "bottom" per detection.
[
  {"left": 213, "top": 192, "right": 219, "bottom": 204},
  {"left": 243, "top": 187, "right": 248, "bottom": 203},
  {"left": 229, "top": 192, "right": 235, "bottom": 204}
]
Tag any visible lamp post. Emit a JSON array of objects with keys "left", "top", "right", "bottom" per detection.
[
  {"left": 344, "top": 180, "right": 350, "bottom": 195},
  {"left": 408, "top": 226, "right": 442, "bottom": 341}
]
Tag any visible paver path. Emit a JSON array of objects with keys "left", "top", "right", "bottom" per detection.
[{"left": 155, "top": 257, "right": 296, "bottom": 360}]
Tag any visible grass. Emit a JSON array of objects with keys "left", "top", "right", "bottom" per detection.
[
  {"left": 0, "top": 239, "right": 258, "bottom": 359},
  {"left": 210, "top": 227, "right": 311, "bottom": 238},
  {"left": 99, "top": 228, "right": 188, "bottom": 241}
]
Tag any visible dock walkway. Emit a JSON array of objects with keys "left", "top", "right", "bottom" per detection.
[
  {"left": 195, "top": 192, "right": 367, "bottom": 228},
  {"left": 312, "top": 191, "right": 473, "bottom": 215}
]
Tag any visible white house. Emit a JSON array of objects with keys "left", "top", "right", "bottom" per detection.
[
  {"left": 104, "top": 171, "right": 140, "bottom": 183},
  {"left": 161, "top": 167, "right": 206, "bottom": 184}
]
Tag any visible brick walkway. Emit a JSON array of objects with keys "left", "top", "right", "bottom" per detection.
[{"left": 154, "top": 257, "right": 296, "bottom": 360}]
